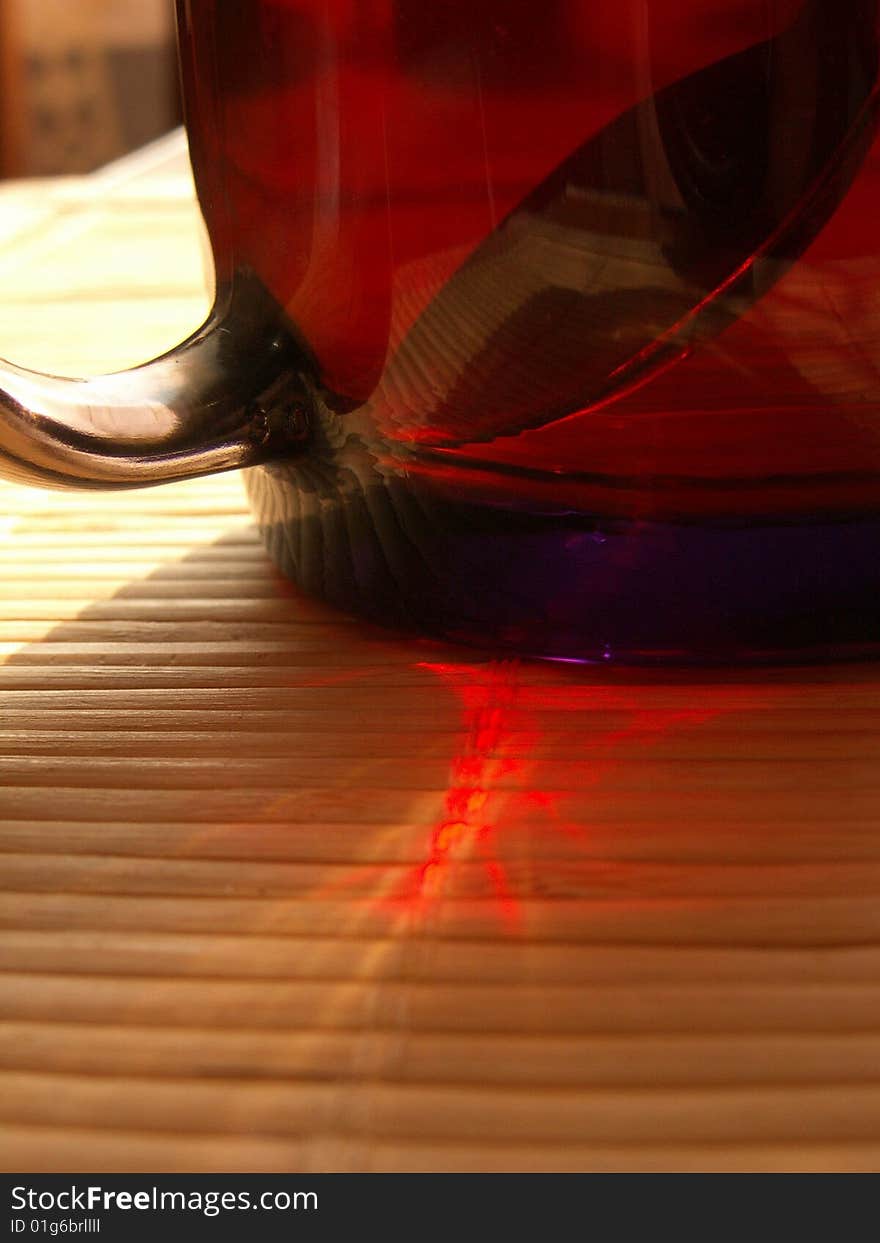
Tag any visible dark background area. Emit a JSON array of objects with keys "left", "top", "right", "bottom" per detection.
[{"left": 0, "top": 0, "right": 181, "bottom": 176}]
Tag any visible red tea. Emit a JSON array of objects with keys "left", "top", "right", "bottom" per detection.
[{"left": 177, "top": 0, "right": 880, "bottom": 658}]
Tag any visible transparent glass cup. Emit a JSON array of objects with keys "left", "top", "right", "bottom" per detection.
[{"left": 0, "top": 0, "right": 878, "bottom": 661}]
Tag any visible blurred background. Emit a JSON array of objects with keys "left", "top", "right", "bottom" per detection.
[{"left": 0, "top": 0, "right": 180, "bottom": 177}]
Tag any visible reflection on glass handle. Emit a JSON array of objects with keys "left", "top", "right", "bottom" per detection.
[{"left": 0, "top": 270, "right": 313, "bottom": 489}]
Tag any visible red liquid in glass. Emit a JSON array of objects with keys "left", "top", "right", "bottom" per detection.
[{"left": 177, "top": 0, "right": 880, "bottom": 659}]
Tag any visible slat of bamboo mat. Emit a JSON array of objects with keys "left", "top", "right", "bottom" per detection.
[{"left": 1, "top": 131, "right": 880, "bottom": 1174}]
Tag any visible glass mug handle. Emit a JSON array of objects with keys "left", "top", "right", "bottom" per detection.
[{"left": 0, "top": 267, "right": 313, "bottom": 489}]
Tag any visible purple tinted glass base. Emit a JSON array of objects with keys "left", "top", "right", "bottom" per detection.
[
  {"left": 437, "top": 518, "right": 880, "bottom": 664},
  {"left": 247, "top": 458, "right": 880, "bottom": 665}
]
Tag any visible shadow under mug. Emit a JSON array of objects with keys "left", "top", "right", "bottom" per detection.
[{"left": 1, "top": 0, "right": 880, "bottom": 662}]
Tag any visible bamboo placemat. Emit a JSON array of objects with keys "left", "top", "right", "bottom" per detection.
[{"left": 1, "top": 132, "right": 879, "bottom": 1173}]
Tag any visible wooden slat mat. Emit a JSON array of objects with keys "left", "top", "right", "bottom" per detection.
[{"left": 1, "top": 132, "right": 880, "bottom": 1173}]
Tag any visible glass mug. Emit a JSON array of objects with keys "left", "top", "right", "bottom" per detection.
[{"left": 0, "top": 0, "right": 878, "bottom": 661}]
